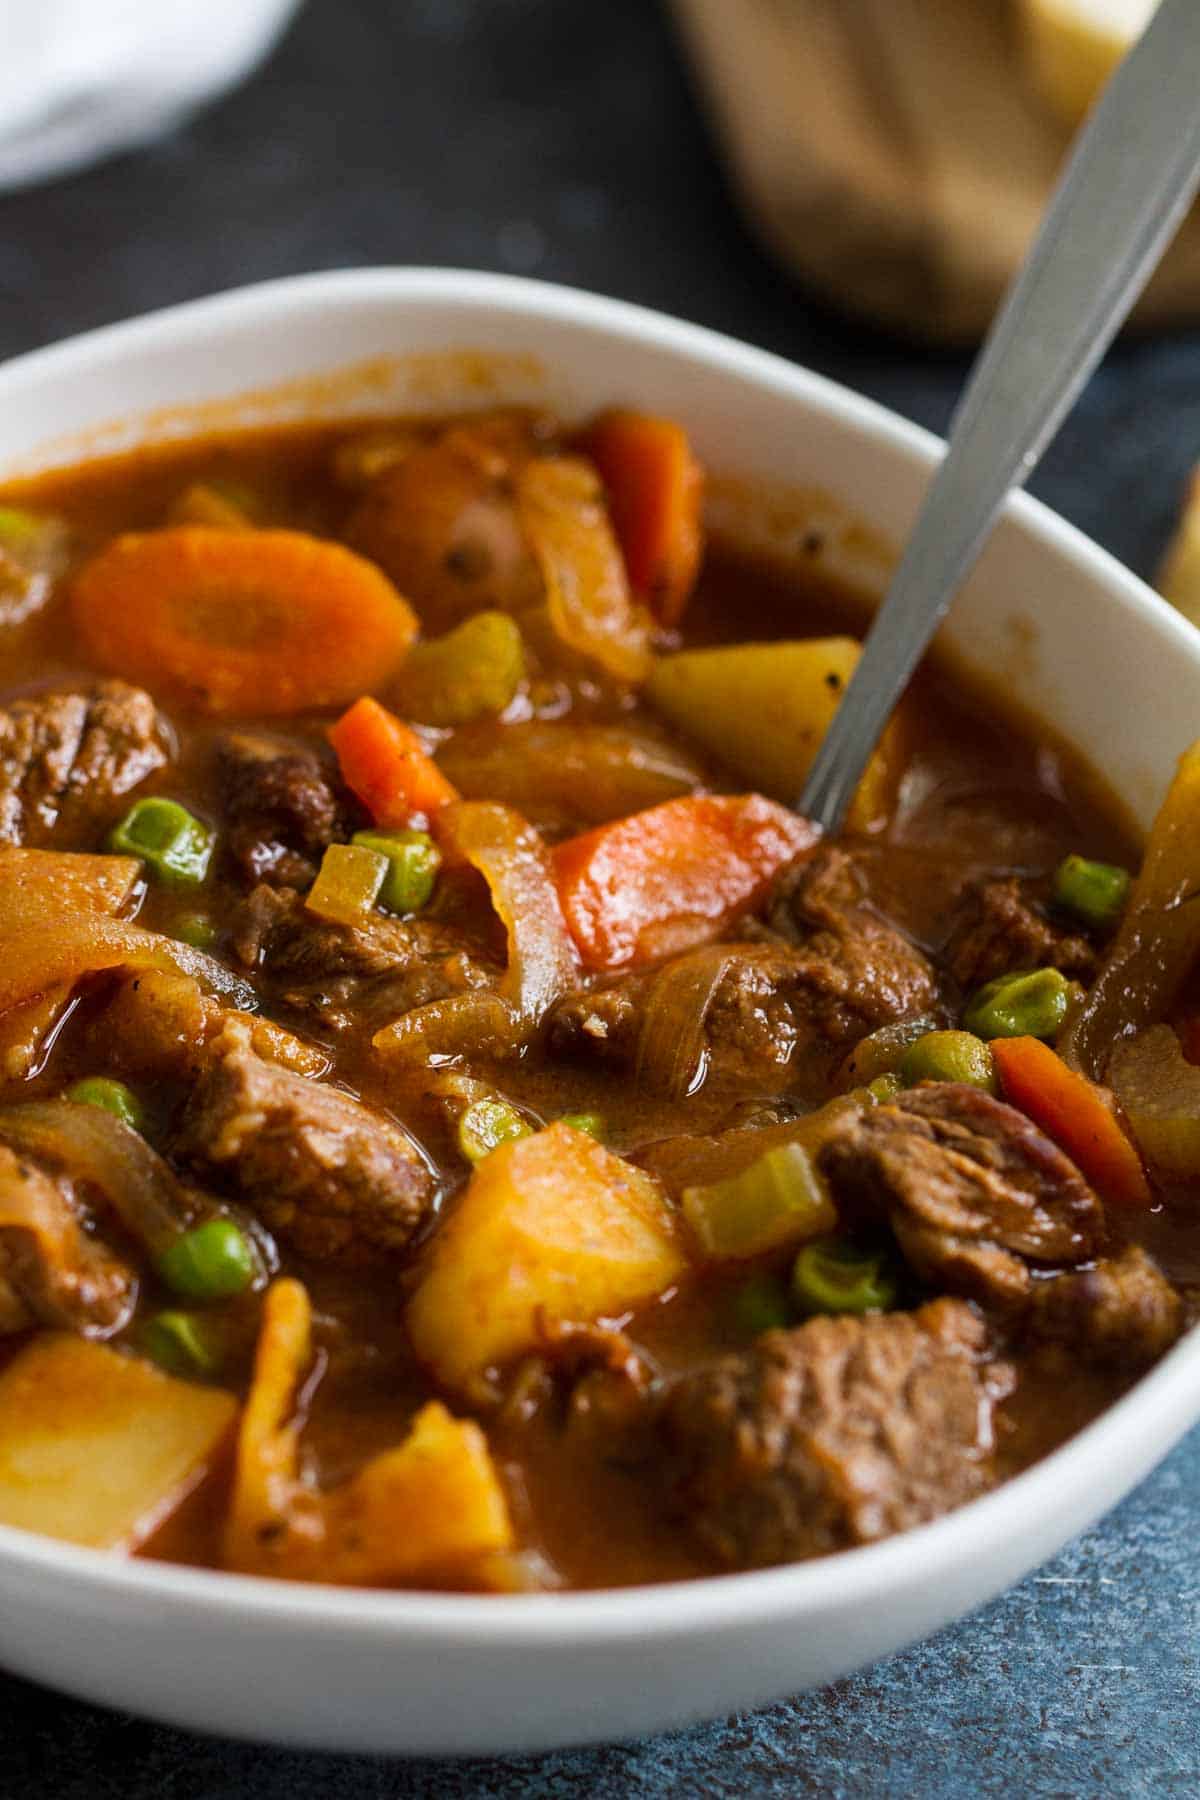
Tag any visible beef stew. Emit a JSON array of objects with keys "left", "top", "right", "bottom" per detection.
[{"left": 0, "top": 405, "right": 1191, "bottom": 1592}]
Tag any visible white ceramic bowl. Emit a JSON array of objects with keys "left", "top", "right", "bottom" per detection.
[{"left": 0, "top": 270, "right": 1197, "bottom": 1755}]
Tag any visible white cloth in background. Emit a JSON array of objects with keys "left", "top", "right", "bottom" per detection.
[{"left": 0, "top": 0, "right": 301, "bottom": 190}]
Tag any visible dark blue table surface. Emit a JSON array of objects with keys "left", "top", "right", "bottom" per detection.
[{"left": 2, "top": 2, "right": 1199, "bottom": 1791}]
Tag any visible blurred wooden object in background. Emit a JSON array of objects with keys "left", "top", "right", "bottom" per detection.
[{"left": 669, "top": 0, "right": 1199, "bottom": 343}]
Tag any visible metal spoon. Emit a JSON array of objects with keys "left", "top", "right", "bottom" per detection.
[{"left": 800, "top": 0, "right": 1200, "bottom": 834}]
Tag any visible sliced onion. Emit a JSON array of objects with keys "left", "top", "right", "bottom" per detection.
[
  {"left": 516, "top": 455, "right": 652, "bottom": 684},
  {"left": 436, "top": 721, "right": 706, "bottom": 834},
  {"left": 374, "top": 993, "right": 522, "bottom": 1064},
  {"left": 376, "top": 801, "right": 577, "bottom": 1062},
  {"left": 445, "top": 802, "right": 578, "bottom": 1023},
  {"left": 0, "top": 1098, "right": 277, "bottom": 1280},
  {"left": 0, "top": 1142, "right": 137, "bottom": 1337},
  {"left": 1062, "top": 739, "right": 1200, "bottom": 1079},
  {"left": 635, "top": 947, "right": 735, "bottom": 1099},
  {"left": 1108, "top": 1025, "right": 1200, "bottom": 1181},
  {"left": 0, "top": 1101, "right": 198, "bottom": 1256},
  {"left": 0, "top": 898, "right": 259, "bottom": 1016}
]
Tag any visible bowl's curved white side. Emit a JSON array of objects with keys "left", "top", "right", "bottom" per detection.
[{"left": 0, "top": 270, "right": 1198, "bottom": 1754}]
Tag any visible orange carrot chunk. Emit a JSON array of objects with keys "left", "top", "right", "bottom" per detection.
[
  {"left": 583, "top": 410, "right": 704, "bottom": 628},
  {"left": 330, "top": 696, "right": 459, "bottom": 827},
  {"left": 991, "top": 1035, "right": 1152, "bottom": 1208},
  {"left": 71, "top": 527, "right": 417, "bottom": 715},
  {"left": 551, "top": 793, "right": 817, "bottom": 971}
]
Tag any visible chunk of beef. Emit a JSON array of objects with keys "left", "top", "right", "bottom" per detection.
[
  {"left": 549, "top": 850, "right": 940, "bottom": 1088},
  {"left": 176, "top": 1024, "right": 438, "bottom": 1263},
  {"left": 660, "top": 1298, "right": 1009, "bottom": 1569},
  {"left": 548, "top": 945, "right": 813, "bottom": 1084},
  {"left": 819, "top": 1084, "right": 1106, "bottom": 1310},
  {"left": 219, "top": 732, "right": 357, "bottom": 889},
  {"left": 94, "top": 968, "right": 330, "bottom": 1081},
  {"left": 546, "top": 979, "right": 643, "bottom": 1065},
  {"left": 944, "top": 877, "right": 1097, "bottom": 992},
  {"left": 756, "top": 846, "right": 941, "bottom": 1031},
  {"left": 231, "top": 883, "right": 502, "bottom": 1036},
  {"left": 0, "top": 1143, "right": 135, "bottom": 1336},
  {"left": 1026, "top": 1245, "right": 1182, "bottom": 1368},
  {"left": 0, "top": 680, "right": 171, "bottom": 846}
]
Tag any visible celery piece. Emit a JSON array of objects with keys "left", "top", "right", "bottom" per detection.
[
  {"left": 457, "top": 1097, "right": 532, "bottom": 1165},
  {"left": 392, "top": 612, "right": 526, "bottom": 726},
  {"left": 109, "top": 798, "right": 213, "bottom": 888},
  {"left": 305, "top": 843, "right": 388, "bottom": 926},
  {"left": 558, "top": 1111, "right": 604, "bottom": 1139},
  {"left": 792, "top": 1237, "right": 899, "bottom": 1317},
  {"left": 351, "top": 829, "right": 440, "bottom": 914},
  {"left": 682, "top": 1141, "right": 838, "bottom": 1261}
]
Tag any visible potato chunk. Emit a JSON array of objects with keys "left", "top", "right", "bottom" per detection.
[
  {"left": 225, "top": 1278, "right": 513, "bottom": 1583},
  {"left": 646, "top": 638, "right": 907, "bottom": 831},
  {"left": 325, "top": 1401, "right": 514, "bottom": 1586},
  {"left": 0, "top": 1334, "right": 236, "bottom": 1549},
  {"left": 407, "top": 1122, "right": 688, "bottom": 1389}
]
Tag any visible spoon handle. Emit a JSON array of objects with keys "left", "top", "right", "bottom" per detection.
[{"left": 800, "top": 0, "right": 1200, "bottom": 834}]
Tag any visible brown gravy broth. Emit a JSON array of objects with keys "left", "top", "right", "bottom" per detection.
[{"left": 0, "top": 418, "right": 1152, "bottom": 1590}]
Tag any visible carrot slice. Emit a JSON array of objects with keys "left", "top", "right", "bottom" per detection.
[
  {"left": 991, "top": 1035, "right": 1152, "bottom": 1208},
  {"left": 330, "top": 696, "right": 459, "bottom": 826},
  {"left": 583, "top": 410, "right": 704, "bottom": 628},
  {"left": 70, "top": 527, "right": 417, "bottom": 714},
  {"left": 551, "top": 793, "right": 817, "bottom": 970}
]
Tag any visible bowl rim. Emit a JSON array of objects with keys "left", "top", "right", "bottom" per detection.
[{"left": 1, "top": 266, "right": 1198, "bottom": 1647}]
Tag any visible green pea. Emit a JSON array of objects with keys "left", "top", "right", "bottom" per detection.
[
  {"left": 109, "top": 797, "right": 213, "bottom": 888},
  {"left": 731, "top": 1271, "right": 792, "bottom": 1338},
  {"left": 963, "top": 967, "right": 1073, "bottom": 1041},
  {"left": 898, "top": 1030, "right": 996, "bottom": 1091},
  {"left": 1052, "top": 854, "right": 1131, "bottom": 932},
  {"left": 66, "top": 1076, "right": 143, "bottom": 1131},
  {"left": 792, "top": 1237, "right": 899, "bottom": 1318},
  {"left": 865, "top": 1073, "right": 904, "bottom": 1104},
  {"left": 174, "top": 912, "right": 217, "bottom": 950},
  {"left": 558, "top": 1111, "right": 605, "bottom": 1139},
  {"left": 457, "top": 1097, "right": 532, "bottom": 1165},
  {"left": 351, "top": 829, "right": 441, "bottom": 914},
  {"left": 157, "top": 1219, "right": 256, "bottom": 1301},
  {"left": 837, "top": 1014, "right": 940, "bottom": 1087},
  {"left": 138, "top": 1310, "right": 222, "bottom": 1377}
]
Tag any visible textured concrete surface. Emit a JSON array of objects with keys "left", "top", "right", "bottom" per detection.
[{"left": 2, "top": 0, "right": 1199, "bottom": 1790}]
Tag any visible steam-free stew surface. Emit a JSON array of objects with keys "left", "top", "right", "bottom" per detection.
[{"left": 0, "top": 410, "right": 1187, "bottom": 1593}]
